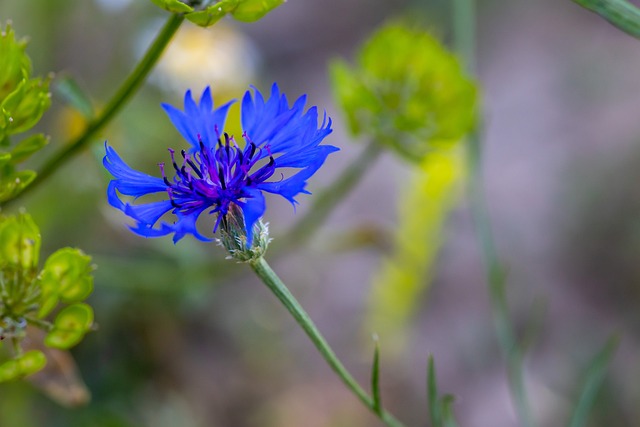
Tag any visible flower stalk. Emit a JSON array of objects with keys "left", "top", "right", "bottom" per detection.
[
  {"left": 248, "top": 256, "right": 406, "bottom": 427},
  {"left": 2, "top": 13, "right": 185, "bottom": 207},
  {"left": 452, "top": 1, "right": 535, "bottom": 426}
]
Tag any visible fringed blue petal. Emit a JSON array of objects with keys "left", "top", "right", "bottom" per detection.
[
  {"left": 103, "top": 144, "right": 166, "bottom": 197},
  {"left": 162, "top": 87, "right": 235, "bottom": 150},
  {"left": 257, "top": 145, "right": 338, "bottom": 204}
]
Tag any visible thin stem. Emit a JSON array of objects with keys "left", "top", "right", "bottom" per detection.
[
  {"left": 273, "top": 141, "right": 383, "bottom": 252},
  {"left": 453, "top": 1, "right": 535, "bottom": 426},
  {"left": 468, "top": 130, "right": 535, "bottom": 427},
  {"left": 453, "top": 0, "right": 476, "bottom": 73},
  {"left": 1, "top": 13, "right": 185, "bottom": 207},
  {"left": 249, "top": 257, "right": 406, "bottom": 427}
]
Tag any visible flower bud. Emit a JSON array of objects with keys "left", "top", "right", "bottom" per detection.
[{"left": 218, "top": 204, "right": 271, "bottom": 262}]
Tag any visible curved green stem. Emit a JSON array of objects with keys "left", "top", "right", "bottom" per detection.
[
  {"left": 467, "top": 133, "right": 534, "bottom": 427},
  {"left": 453, "top": 1, "right": 535, "bottom": 426},
  {"left": 573, "top": 0, "right": 640, "bottom": 39},
  {"left": 249, "top": 257, "right": 406, "bottom": 427},
  {"left": 2, "top": 13, "right": 185, "bottom": 207}
]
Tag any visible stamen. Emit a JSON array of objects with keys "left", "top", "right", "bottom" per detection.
[
  {"left": 218, "top": 166, "right": 227, "bottom": 190},
  {"left": 187, "top": 159, "right": 203, "bottom": 178}
]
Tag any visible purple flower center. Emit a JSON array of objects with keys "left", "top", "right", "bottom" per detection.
[{"left": 158, "top": 132, "right": 276, "bottom": 233}]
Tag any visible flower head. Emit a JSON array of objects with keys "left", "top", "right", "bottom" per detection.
[{"left": 104, "top": 83, "right": 337, "bottom": 247}]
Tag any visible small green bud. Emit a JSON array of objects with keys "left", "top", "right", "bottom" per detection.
[
  {"left": 0, "top": 23, "right": 32, "bottom": 102},
  {"left": 44, "top": 303, "right": 94, "bottom": 350},
  {"left": 0, "top": 75, "right": 52, "bottom": 138},
  {"left": 0, "top": 212, "right": 41, "bottom": 270},
  {"left": 0, "top": 350, "right": 46, "bottom": 382},
  {"left": 218, "top": 205, "right": 270, "bottom": 262}
]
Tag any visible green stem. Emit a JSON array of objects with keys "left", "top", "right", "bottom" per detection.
[
  {"left": 452, "top": 1, "right": 535, "bottom": 426},
  {"left": 274, "top": 141, "right": 383, "bottom": 252},
  {"left": 573, "top": 0, "right": 640, "bottom": 39},
  {"left": 453, "top": 0, "right": 476, "bottom": 73},
  {"left": 2, "top": 13, "right": 185, "bottom": 207},
  {"left": 249, "top": 257, "right": 406, "bottom": 427},
  {"left": 467, "top": 132, "right": 534, "bottom": 427}
]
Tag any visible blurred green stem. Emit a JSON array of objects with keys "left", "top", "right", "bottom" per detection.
[
  {"left": 249, "top": 257, "right": 406, "bottom": 427},
  {"left": 453, "top": 0, "right": 476, "bottom": 73},
  {"left": 573, "top": 0, "right": 640, "bottom": 39},
  {"left": 453, "top": 1, "right": 535, "bottom": 426},
  {"left": 467, "top": 135, "right": 534, "bottom": 427},
  {"left": 274, "top": 141, "right": 383, "bottom": 251},
  {"left": 2, "top": 13, "right": 185, "bottom": 208}
]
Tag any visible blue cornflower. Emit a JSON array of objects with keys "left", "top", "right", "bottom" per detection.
[{"left": 104, "top": 83, "right": 337, "bottom": 246}]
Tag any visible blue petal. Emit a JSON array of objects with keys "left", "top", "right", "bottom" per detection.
[
  {"left": 104, "top": 144, "right": 167, "bottom": 197},
  {"left": 123, "top": 200, "right": 174, "bottom": 227},
  {"left": 128, "top": 209, "right": 212, "bottom": 243},
  {"left": 241, "top": 85, "right": 334, "bottom": 163},
  {"left": 162, "top": 88, "right": 235, "bottom": 150},
  {"left": 257, "top": 145, "right": 337, "bottom": 204}
]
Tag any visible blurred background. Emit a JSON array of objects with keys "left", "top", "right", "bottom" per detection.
[{"left": 1, "top": 0, "right": 640, "bottom": 426}]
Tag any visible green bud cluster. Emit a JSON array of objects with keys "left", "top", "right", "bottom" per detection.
[
  {"left": 150, "top": 0, "right": 284, "bottom": 27},
  {"left": 0, "top": 213, "right": 95, "bottom": 382},
  {"left": 0, "top": 23, "right": 52, "bottom": 203},
  {"left": 330, "top": 23, "right": 478, "bottom": 163}
]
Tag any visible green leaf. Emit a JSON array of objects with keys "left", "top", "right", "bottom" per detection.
[
  {"left": 0, "top": 152, "right": 11, "bottom": 167},
  {"left": 38, "top": 248, "right": 93, "bottom": 318},
  {"left": 150, "top": 0, "right": 194, "bottom": 13},
  {"left": 371, "top": 336, "right": 382, "bottom": 416},
  {"left": 44, "top": 303, "right": 94, "bottom": 349},
  {"left": 573, "top": 0, "right": 640, "bottom": 39},
  {"left": 0, "top": 75, "right": 52, "bottom": 137},
  {"left": 567, "top": 335, "right": 619, "bottom": 427},
  {"left": 330, "top": 22, "right": 478, "bottom": 162},
  {"left": 0, "top": 212, "right": 41, "bottom": 270},
  {"left": 427, "top": 355, "right": 442, "bottom": 427},
  {"left": 9, "top": 133, "right": 48, "bottom": 164},
  {"left": 0, "top": 23, "right": 31, "bottom": 102},
  {"left": 0, "top": 169, "right": 37, "bottom": 203},
  {"left": 0, "top": 350, "right": 47, "bottom": 382},
  {"left": 186, "top": 0, "right": 240, "bottom": 27},
  {"left": 54, "top": 76, "right": 94, "bottom": 120},
  {"left": 441, "top": 395, "right": 459, "bottom": 427},
  {"left": 231, "top": 0, "right": 283, "bottom": 22}
]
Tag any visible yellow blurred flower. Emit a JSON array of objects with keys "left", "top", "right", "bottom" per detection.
[{"left": 152, "top": 22, "right": 258, "bottom": 97}]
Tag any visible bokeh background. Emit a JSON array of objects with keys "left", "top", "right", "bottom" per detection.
[{"left": 1, "top": 0, "right": 640, "bottom": 426}]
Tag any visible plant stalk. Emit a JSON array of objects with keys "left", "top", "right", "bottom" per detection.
[
  {"left": 2, "top": 13, "right": 185, "bottom": 207},
  {"left": 249, "top": 257, "right": 406, "bottom": 427}
]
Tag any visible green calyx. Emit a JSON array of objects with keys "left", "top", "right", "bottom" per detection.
[
  {"left": 218, "top": 206, "right": 271, "bottom": 263},
  {"left": 330, "top": 22, "right": 479, "bottom": 163}
]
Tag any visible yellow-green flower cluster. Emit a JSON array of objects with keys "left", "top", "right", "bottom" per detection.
[
  {"left": 0, "top": 213, "right": 94, "bottom": 382},
  {"left": 331, "top": 23, "right": 478, "bottom": 162}
]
